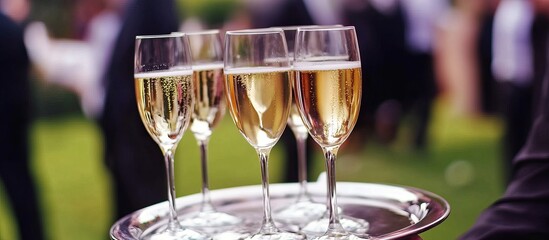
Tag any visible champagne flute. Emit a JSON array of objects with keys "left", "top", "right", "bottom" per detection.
[
  {"left": 223, "top": 28, "right": 305, "bottom": 240},
  {"left": 179, "top": 30, "right": 242, "bottom": 232},
  {"left": 293, "top": 26, "right": 368, "bottom": 239},
  {"left": 273, "top": 26, "right": 327, "bottom": 227},
  {"left": 134, "top": 33, "right": 209, "bottom": 240}
]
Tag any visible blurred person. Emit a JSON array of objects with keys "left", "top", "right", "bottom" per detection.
[
  {"left": 531, "top": 0, "right": 549, "bottom": 110},
  {"left": 0, "top": 8, "right": 46, "bottom": 240},
  {"left": 24, "top": 0, "right": 125, "bottom": 119},
  {"left": 307, "top": 0, "right": 448, "bottom": 152},
  {"left": 24, "top": 0, "right": 180, "bottom": 221},
  {"left": 440, "top": 0, "right": 500, "bottom": 119},
  {"left": 400, "top": 0, "right": 449, "bottom": 150},
  {"left": 492, "top": 0, "right": 548, "bottom": 185},
  {"left": 476, "top": 2, "right": 499, "bottom": 116},
  {"left": 311, "top": 0, "right": 449, "bottom": 154},
  {"left": 0, "top": 0, "right": 29, "bottom": 23},
  {"left": 491, "top": 0, "right": 537, "bottom": 184},
  {"left": 247, "top": 0, "right": 342, "bottom": 28},
  {"left": 99, "top": 0, "right": 180, "bottom": 220},
  {"left": 344, "top": 0, "right": 408, "bottom": 146},
  {"left": 344, "top": 0, "right": 449, "bottom": 152},
  {"left": 459, "top": 34, "right": 549, "bottom": 240},
  {"left": 435, "top": 0, "right": 494, "bottom": 117},
  {"left": 247, "top": 0, "right": 407, "bottom": 181},
  {"left": 71, "top": 0, "right": 105, "bottom": 39}
]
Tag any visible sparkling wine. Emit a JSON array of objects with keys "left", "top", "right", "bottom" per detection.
[
  {"left": 287, "top": 71, "right": 309, "bottom": 136},
  {"left": 135, "top": 70, "right": 194, "bottom": 148},
  {"left": 288, "top": 102, "right": 309, "bottom": 136},
  {"left": 190, "top": 63, "right": 226, "bottom": 139},
  {"left": 225, "top": 67, "right": 292, "bottom": 149},
  {"left": 294, "top": 61, "right": 362, "bottom": 147}
]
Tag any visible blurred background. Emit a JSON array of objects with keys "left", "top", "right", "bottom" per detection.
[{"left": 1, "top": 0, "right": 547, "bottom": 239}]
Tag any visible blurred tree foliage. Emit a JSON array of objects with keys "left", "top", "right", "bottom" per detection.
[
  {"left": 27, "top": 0, "right": 244, "bottom": 42},
  {"left": 30, "top": 78, "right": 82, "bottom": 119},
  {"left": 29, "top": 0, "right": 73, "bottom": 37},
  {"left": 177, "top": 0, "right": 242, "bottom": 28}
]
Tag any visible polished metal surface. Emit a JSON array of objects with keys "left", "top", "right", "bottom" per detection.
[{"left": 110, "top": 180, "right": 450, "bottom": 240}]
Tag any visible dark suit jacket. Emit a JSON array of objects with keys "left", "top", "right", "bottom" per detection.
[
  {"left": 250, "top": 0, "right": 314, "bottom": 28},
  {"left": 0, "top": 12, "right": 30, "bottom": 165},
  {"left": 99, "top": 0, "right": 180, "bottom": 218},
  {"left": 460, "top": 47, "right": 549, "bottom": 239},
  {"left": 0, "top": 12, "right": 46, "bottom": 240}
]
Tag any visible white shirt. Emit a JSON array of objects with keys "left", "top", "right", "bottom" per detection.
[
  {"left": 400, "top": 0, "right": 449, "bottom": 53},
  {"left": 23, "top": 10, "right": 122, "bottom": 119},
  {"left": 492, "top": 0, "right": 534, "bottom": 86},
  {"left": 85, "top": 10, "right": 122, "bottom": 118}
]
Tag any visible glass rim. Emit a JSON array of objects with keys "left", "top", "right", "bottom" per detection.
[
  {"left": 178, "top": 29, "right": 220, "bottom": 36},
  {"left": 297, "top": 25, "right": 355, "bottom": 32},
  {"left": 275, "top": 25, "right": 344, "bottom": 31},
  {"left": 274, "top": 25, "right": 318, "bottom": 31},
  {"left": 136, "top": 32, "right": 184, "bottom": 39},
  {"left": 226, "top": 27, "right": 283, "bottom": 35}
]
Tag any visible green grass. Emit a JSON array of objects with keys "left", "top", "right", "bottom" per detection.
[
  {"left": 342, "top": 107, "right": 505, "bottom": 239},
  {"left": 0, "top": 100, "right": 504, "bottom": 240}
]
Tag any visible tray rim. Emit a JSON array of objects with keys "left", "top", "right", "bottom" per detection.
[{"left": 110, "top": 181, "right": 451, "bottom": 240}]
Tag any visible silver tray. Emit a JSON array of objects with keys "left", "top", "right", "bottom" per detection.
[{"left": 110, "top": 179, "right": 450, "bottom": 239}]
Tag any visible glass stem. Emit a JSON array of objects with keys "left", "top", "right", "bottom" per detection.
[
  {"left": 163, "top": 148, "right": 180, "bottom": 231},
  {"left": 324, "top": 146, "right": 346, "bottom": 235},
  {"left": 198, "top": 138, "right": 215, "bottom": 212},
  {"left": 257, "top": 147, "right": 279, "bottom": 234},
  {"left": 295, "top": 134, "right": 311, "bottom": 202}
]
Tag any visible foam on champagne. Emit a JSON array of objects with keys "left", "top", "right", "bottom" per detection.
[
  {"left": 134, "top": 69, "right": 193, "bottom": 78},
  {"left": 224, "top": 66, "right": 292, "bottom": 75},
  {"left": 192, "top": 62, "right": 224, "bottom": 71},
  {"left": 293, "top": 61, "right": 361, "bottom": 71}
]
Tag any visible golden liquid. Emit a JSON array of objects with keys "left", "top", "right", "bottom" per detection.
[
  {"left": 287, "top": 71, "right": 308, "bottom": 136},
  {"left": 294, "top": 62, "right": 362, "bottom": 147},
  {"left": 135, "top": 71, "right": 194, "bottom": 148},
  {"left": 225, "top": 67, "right": 292, "bottom": 149},
  {"left": 288, "top": 103, "right": 308, "bottom": 136},
  {"left": 190, "top": 64, "right": 226, "bottom": 140}
]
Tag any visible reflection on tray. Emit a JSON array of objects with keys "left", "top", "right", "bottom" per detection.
[{"left": 111, "top": 176, "right": 450, "bottom": 240}]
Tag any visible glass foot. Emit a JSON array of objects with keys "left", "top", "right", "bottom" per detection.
[
  {"left": 180, "top": 211, "right": 242, "bottom": 234},
  {"left": 246, "top": 231, "right": 306, "bottom": 240},
  {"left": 312, "top": 233, "right": 371, "bottom": 240},
  {"left": 212, "top": 224, "right": 304, "bottom": 240},
  {"left": 211, "top": 219, "right": 261, "bottom": 240},
  {"left": 302, "top": 216, "right": 369, "bottom": 239},
  {"left": 143, "top": 226, "right": 210, "bottom": 240},
  {"left": 212, "top": 229, "right": 251, "bottom": 240},
  {"left": 274, "top": 201, "right": 326, "bottom": 227}
]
